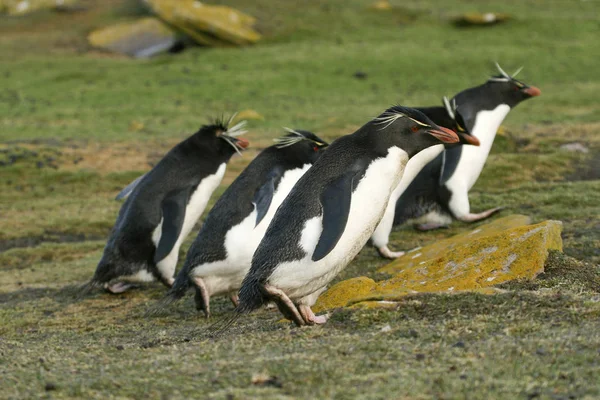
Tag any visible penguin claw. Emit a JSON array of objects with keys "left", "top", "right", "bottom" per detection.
[
  {"left": 377, "top": 246, "right": 405, "bottom": 259},
  {"left": 458, "top": 206, "right": 505, "bottom": 223}
]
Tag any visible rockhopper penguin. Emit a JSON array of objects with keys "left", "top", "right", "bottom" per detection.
[
  {"left": 228, "top": 106, "right": 459, "bottom": 327},
  {"left": 85, "top": 118, "right": 249, "bottom": 294},
  {"left": 153, "top": 129, "right": 328, "bottom": 316},
  {"left": 372, "top": 64, "right": 541, "bottom": 258}
]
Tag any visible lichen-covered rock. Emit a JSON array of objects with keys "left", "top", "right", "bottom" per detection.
[
  {"left": 146, "top": 0, "right": 261, "bottom": 47},
  {"left": 314, "top": 217, "right": 563, "bottom": 311},
  {"left": 88, "top": 18, "right": 178, "bottom": 58},
  {"left": 380, "top": 214, "right": 532, "bottom": 275},
  {"left": 313, "top": 277, "right": 376, "bottom": 313}
]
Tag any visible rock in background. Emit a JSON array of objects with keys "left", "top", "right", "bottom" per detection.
[
  {"left": 314, "top": 215, "right": 564, "bottom": 312},
  {"left": 85, "top": 0, "right": 261, "bottom": 57},
  {"left": 87, "top": 17, "right": 178, "bottom": 58}
]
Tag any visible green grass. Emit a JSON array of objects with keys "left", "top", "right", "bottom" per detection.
[{"left": 1, "top": 1, "right": 599, "bottom": 398}]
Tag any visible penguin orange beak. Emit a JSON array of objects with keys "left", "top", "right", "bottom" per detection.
[
  {"left": 235, "top": 137, "right": 250, "bottom": 148},
  {"left": 460, "top": 133, "right": 480, "bottom": 146},
  {"left": 427, "top": 126, "right": 459, "bottom": 144},
  {"left": 523, "top": 86, "right": 541, "bottom": 97}
]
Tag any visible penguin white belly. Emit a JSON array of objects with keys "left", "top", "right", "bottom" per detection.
[
  {"left": 190, "top": 165, "right": 313, "bottom": 296},
  {"left": 269, "top": 148, "right": 409, "bottom": 299},
  {"left": 371, "top": 144, "right": 444, "bottom": 247},
  {"left": 154, "top": 163, "right": 227, "bottom": 280},
  {"left": 444, "top": 105, "right": 510, "bottom": 192}
]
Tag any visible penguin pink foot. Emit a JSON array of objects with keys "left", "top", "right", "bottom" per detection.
[
  {"left": 106, "top": 282, "right": 136, "bottom": 294},
  {"left": 298, "top": 305, "right": 329, "bottom": 325},
  {"left": 263, "top": 284, "right": 305, "bottom": 326},
  {"left": 457, "top": 206, "right": 504, "bottom": 223},
  {"left": 377, "top": 245, "right": 405, "bottom": 259}
]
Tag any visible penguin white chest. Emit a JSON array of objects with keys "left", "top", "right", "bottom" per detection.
[
  {"left": 153, "top": 163, "right": 227, "bottom": 280},
  {"left": 269, "top": 147, "right": 409, "bottom": 299},
  {"left": 445, "top": 105, "right": 510, "bottom": 191},
  {"left": 191, "top": 165, "right": 312, "bottom": 295}
]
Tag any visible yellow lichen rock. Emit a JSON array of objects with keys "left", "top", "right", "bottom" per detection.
[
  {"left": 315, "top": 217, "right": 563, "bottom": 311},
  {"left": 88, "top": 17, "right": 177, "bottom": 58},
  {"left": 380, "top": 214, "right": 532, "bottom": 275},
  {"left": 146, "top": 0, "right": 261, "bottom": 47},
  {"left": 313, "top": 277, "right": 376, "bottom": 313}
]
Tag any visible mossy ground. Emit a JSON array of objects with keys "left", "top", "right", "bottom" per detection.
[{"left": 1, "top": 1, "right": 599, "bottom": 398}]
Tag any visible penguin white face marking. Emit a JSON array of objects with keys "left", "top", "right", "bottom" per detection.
[
  {"left": 371, "top": 144, "right": 444, "bottom": 248},
  {"left": 188, "top": 165, "right": 313, "bottom": 296},
  {"left": 154, "top": 163, "right": 227, "bottom": 281},
  {"left": 269, "top": 147, "right": 409, "bottom": 300}
]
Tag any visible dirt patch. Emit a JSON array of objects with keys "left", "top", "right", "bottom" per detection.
[{"left": 0, "top": 232, "right": 104, "bottom": 252}]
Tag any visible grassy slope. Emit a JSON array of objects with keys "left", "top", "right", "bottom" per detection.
[{"left": 1, "top": 0, "right": 599, "bottom": 399}]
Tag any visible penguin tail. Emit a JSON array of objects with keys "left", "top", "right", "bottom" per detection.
[
  {"left": 76, "top": 279, "right": 102, "bottom": 300},
  {"left": 206, "top": 275, "right": 265, "bottom": 338},
  {"left": 145, "top": 273, "right": 192, "bottom": 317}
]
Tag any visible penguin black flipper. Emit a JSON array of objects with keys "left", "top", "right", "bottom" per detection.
[
  {"left": 253, "top": 166, "right": 284, "bottom": 227},
  {"left": 115, "top": 173, "right": 146, "bottom": 200},
  {"left": 312, "top": 160, "right": 368, "bottom": 262},
  {"left": 154, "top": 188, "right": 190, "bottom": 264}
]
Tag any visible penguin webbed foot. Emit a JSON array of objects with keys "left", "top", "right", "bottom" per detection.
[
  {"left": 298, "top": 304, "right": 329, "bottom": 325},
  {"left": 262, "top": 284, "right": 305, "bottom": 326},
  {"left": 193, "top": 277, "right": 211, "bottom": 318},
  {"left": 376, "top": 245, "right": 406, "bottom": 259},
  {"left": 106, "top": 282, "right": 137, "bottom": 294},
  {"left": 457, "top": 206, "right": 505, "bottom": 223}
]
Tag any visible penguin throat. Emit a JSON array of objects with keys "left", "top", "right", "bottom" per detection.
[{"left": 470, "top": 104, "right": 511, "bottom": 153}]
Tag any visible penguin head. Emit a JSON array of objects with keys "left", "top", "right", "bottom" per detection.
[
  {"left": 372, "top": 105, "right": 460, "bottom": 157},
  {"left": 193, "top": 117, "right": 250, "bottom": 159},
  {"left": 484, "top": 63, "right": 541, "bottom": 107},
  {"left": 273, "top": 128, "right": 329, "bottom": 163}
]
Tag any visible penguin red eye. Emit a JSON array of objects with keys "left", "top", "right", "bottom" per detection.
[
  {"left": 411, "top": 125, "right": 419, "bottom": 132},
  {"left": 313, "top": 146, "right": 319, "bottom": 152}
]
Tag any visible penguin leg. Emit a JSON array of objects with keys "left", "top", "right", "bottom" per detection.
[
  {"left": 376, "top": 246, "right": 405, "bottom": 259},
  {"left": 262, "top": 284, "right": 305, "bottom": 326},
  {"left": 298, "top": 305, "right": 329, "bottom": 325},
  {"left": 192, "top": 277, "right": 211, "bottom": 318},
  {"left": 229, "top": 293, "right": 239, "bottom": 308},
  {"left": 456, "top": 206, "right": 505, "bottom": 223}
]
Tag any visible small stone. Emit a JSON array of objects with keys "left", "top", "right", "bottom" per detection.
[
  {"left": 535, "top": 348, "right": 546, "bottom": 356},
  {"left": 116, "top": 345, "right": 125, "bottom": 351},
  {"left": 88, "top": 18, "right": 178, "bottom": 58},
  {"left": 415, "top": 353, "right": 425, "bottom": 361},
  {"left": 353, "top": 71, "right": 368, "bottom": 80},
  {"left": 459, "top": 374, "right": 467, "bottom": 380},
  {"left": 45, "top": 383, "right": 57, "bottom": 391},
  {"left": 380, "top": 324, "right": 392, "bottom": 332},
  {"left": 453, "top": 12, "right": 511, "bottom": 27},
  {"left": 453, "top": 341, "right": 466, "bottom": 348},
  {"left": 559, "top": 143, "right": 589, "bottom": 153},
  {"left": 251, "top": 373, "right": 282, "bottom": 388}
]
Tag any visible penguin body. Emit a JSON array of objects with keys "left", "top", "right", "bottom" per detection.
[
  {"left": 88, "top": 120, "right": 248, "bottom": 294},
  {"left": 236, "top": 106, "right": 459, "bottom": 326},
  {"left": 372, "top": 65, "right": 541, "bottom": 258},
  {"left": 160, "top": 130, "right": 328, "bottom": 316}
]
